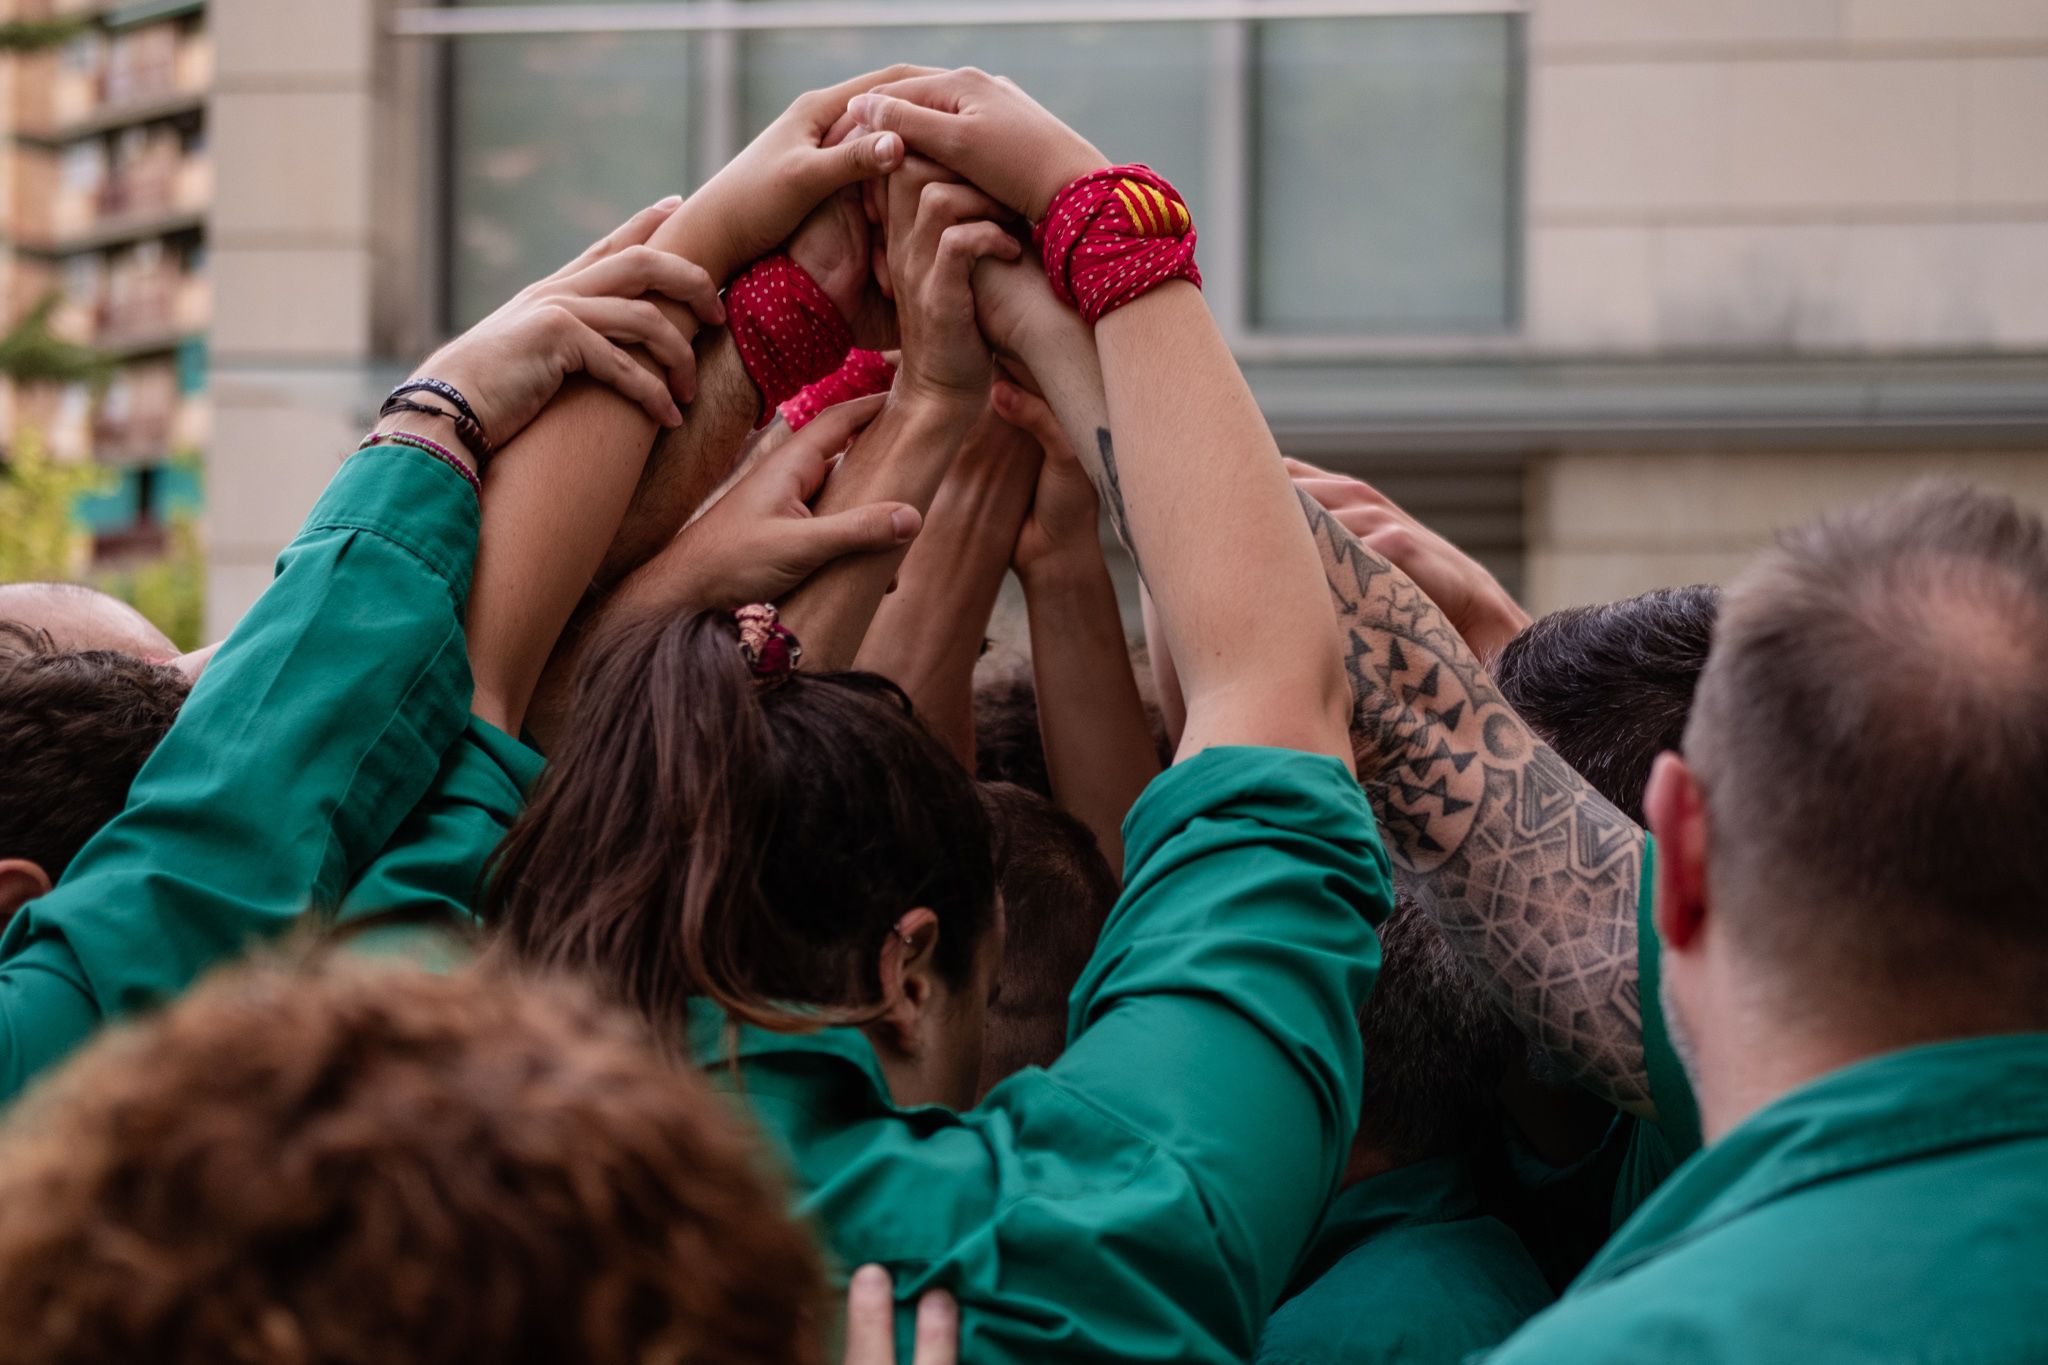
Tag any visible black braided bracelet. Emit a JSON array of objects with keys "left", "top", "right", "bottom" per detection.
[{"left": 383, "top": 378, "right": 495, "bottom": 460}]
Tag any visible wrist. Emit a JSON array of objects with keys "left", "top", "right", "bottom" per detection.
[
  {"left": 1017, "top": 537, "right": 1110, "bottom": 595},
  {"left": 370, "top": 409, "right": 476, "bottom": 474},
  {"left": 1030, "top": 149, "right": 1113, "bottom": 221}
]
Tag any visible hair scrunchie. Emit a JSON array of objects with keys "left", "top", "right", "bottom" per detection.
[
  {"left": 1034, "top": 164, "right": 1202, "bottom": 326},
  {"left": 733, "top": 603, "right": 801, "bottom": 684},
  {"left": 725, "top": 256, "right": 854, "bottom": 430},
  {"left": 779, "top": 348, "right": 897, "bottom": 432}
]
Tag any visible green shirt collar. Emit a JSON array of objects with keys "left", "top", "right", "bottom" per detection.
[
  {"left": 1294, "top": 1155, "right": 1482, "bottom": 1291},
  {"left": 1581, "top": 1032, "right": 2048, "bottom": 1287},
  {"left": 685, "top": 997, "right": 895, "bottom": 1091}
]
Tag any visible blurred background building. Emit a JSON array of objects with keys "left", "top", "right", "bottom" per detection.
[
  {"left": 42, "top": 0, "right": 2048, "bottom": 636},
  {"left": 0, "top": 0, "right": 208, "bottom": 634}
]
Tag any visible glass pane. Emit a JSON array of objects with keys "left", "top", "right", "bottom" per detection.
[
  {"left": 741, "top": 16, "right": 1210, "bottom": 225},
  {"left": 1253, "top": 16, "right": 1515, "bottom": 333},
  {"left": 448, "top": 1, "right": 692, "bottom": 328}
]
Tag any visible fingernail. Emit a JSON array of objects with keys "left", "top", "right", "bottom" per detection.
[
  {"left": 849, "top": 94, "right": 875, "bottom": 120},
  {"left": 668, "top": 402, "right": 684, "bottom": 426},
  {"left": 654, "top": 193, "right": 683, "bottom": 210},
  {"left": 890, "top": 506, "right": 921, "bottom": 541},
  {"left": 875, "top": 131, "right": 901, "bottom": 162}
]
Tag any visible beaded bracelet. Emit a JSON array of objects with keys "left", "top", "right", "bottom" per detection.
[
  {"left": 383, "top": 378, "right": 495, "bottom": 463},
  {"left": 359, "top": 428, "right": 483, "bottom": 501},
  {"left": 380, "top": 397, "right": 493, "bottom": 465}
]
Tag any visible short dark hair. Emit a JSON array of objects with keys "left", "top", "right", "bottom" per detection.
[
  {"left": 1689, "top": 480, "right": 2048, "bottom": 1020},
  {"left": 975, "top": 782, "right": 1118, "bottom": 1095},
  {"left": 1354, "top": 895, "right": 1522, "bottom": 1165},
  {"left": 971, "top": 654, "right": 1171, "bottom": 799},
  {"left": 0, "top": 957, "right": 825, "bottom": 1365},
  {"left": 489, "top": 609, "right": 998, "bottom": 1039},
  {"left": 0, "top": 629, "right": 188, "bottom": 877},
  {"left": 1492, "top": 585, "right": 1720, "bottom": 822}
]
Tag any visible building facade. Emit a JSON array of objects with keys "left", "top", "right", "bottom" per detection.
[
  {"left": 203, "top": 0, "right": 2048, "bottom": 634},
  {"left": 2, "top": 0, "right": 210, "bottom": 562}
]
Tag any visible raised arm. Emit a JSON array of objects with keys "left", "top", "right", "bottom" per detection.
[
  {"left": 1294, "top": 491, "right": 1653, "bottom": 1114},
  {"left": 465, "top": 70, "right": 919, "bottom": 723},
  {"left": 853, "top": 404, "right": 1042, "bottom": 765},
  {"left": 776, "top": 158, "right": 1022, "bottom": 669},
  {"left": 997, "top": 380, "right": 1160, "bottom": 869},
  {"left": 0, "top": 234, "right": 688, "bottom": 1096}
]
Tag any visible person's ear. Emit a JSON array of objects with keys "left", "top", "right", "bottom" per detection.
[
  {"left": 1644, "top": 752, "right": 1710, "bottom": 954},
  {"left": 0, "top": 859, "right": 53, "bottom": 925},
  {"left": 873, "top": 907, "right": 942, "bottom": 1055}
]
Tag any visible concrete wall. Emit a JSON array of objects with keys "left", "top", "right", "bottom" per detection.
[
  {"left": 1524, "top": 0, "right": 2048, "bottom": 356},
  {"left": 1520, "top": 0, "right": 2048, "bottom": 613},
  {"left": 204, "top": 0, "right": 431, "bottom": 634}
]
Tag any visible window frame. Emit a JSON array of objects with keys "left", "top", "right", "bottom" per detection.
[{"left": 428, "top": 0, "right": 1528, "bottom": 353}]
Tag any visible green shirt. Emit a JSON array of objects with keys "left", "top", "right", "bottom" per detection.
[
  {"left": 0, "top": 443, "right": 480, "bottom": 1100},
  {"left": 1484, "top": 1034, "right": 2048, "bottom": 1364},
  {"left": 692, "top": 746, "right": 1391, "bottom": 1364},
  {"left": 1256, "top": 1156, "right": 1554, "bottom": 1365}
]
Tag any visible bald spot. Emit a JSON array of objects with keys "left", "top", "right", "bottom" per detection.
[{"left": 0, "top": 583, "right": 176, "bottom": 661}]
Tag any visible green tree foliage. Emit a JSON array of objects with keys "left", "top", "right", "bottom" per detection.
[{"left": 0, "top": 431, "right": 107, "bottom": 583}]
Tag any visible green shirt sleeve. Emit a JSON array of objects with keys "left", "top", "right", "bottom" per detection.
[
  {"left": 1046, "top": 745, "right": 1392, "bottom": 1345},
  {"left": 336, "top": 714, "right": 544, "bottom": 928},
  {"left": 1633, "top": 837, "right": 1703, "bottom": 1159},
  {"left": 0, "top": 444, "right": 481, "bottom": 1099}
]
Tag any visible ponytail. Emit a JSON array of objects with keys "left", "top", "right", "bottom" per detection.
[{"left": 486, "top": 610, "right": 996, "bottom": 1044}]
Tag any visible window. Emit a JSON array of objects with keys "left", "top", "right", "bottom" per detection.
[
  {"left": 741, "top": 18, "right": 1210, "bottom": 222},
  {"left": 446, "top": 3, "right": 694, "bottom": 327},
  {"left": 441, "top": 5, "right": 1521, "bottom": 340},
  {"left": 1252, "top": 16, "right": 1517, "bottom": 334}
]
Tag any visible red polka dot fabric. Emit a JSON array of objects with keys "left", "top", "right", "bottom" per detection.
[
  {"left": 725, "top": 254, "right": 854, "bottom": 430},
  {"left": 779, "top": 348, "right": 898, "bottom": 431},
  {"left": 1033, "top": 164, "right": 1202, "bottom": 327}
]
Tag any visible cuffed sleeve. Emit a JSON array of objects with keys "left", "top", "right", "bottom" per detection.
[{"left": 0, "top": 444, "right": 481, "bottom": 1099}]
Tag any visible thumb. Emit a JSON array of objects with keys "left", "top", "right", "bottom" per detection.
[
  {"left": 847, "top": 94, "right": 963, "bottom": 164},
  {"left": 790, "top": 502, "right": 922, "bottom": 568},
  {"left": 821, "top": 128, "right": 906, "bottom": 188}
]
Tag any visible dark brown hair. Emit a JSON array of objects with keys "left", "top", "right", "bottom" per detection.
[
  {"left": 1492, "top": 585, "right": 1719, "bottom": 824},
  {"left": 1689, "top": 480, "right": 2048, "bottom": 1019},
  {"left": 0, "top": 625, "right": 188, "bottom": 877},
  {"left": 1355, "top": 895, "right": 1522, "bottom": 1165},
  {"left": 0, "top": 955, "right": 825, "bottom": 1365},
  {"left": 975, "top": 782, "right": 1118, "bottom": 1095},
  {"left": 487, "top": 609, "right": 997, "bottom": 1038}
]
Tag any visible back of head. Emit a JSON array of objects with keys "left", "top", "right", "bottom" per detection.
[
  {"left": 1355, "top": 894, "right": 1522, "bottom": 1167},
  {"left": 976, "top": 782, "right": 1119, "bottom": 1094},
  {"left": 0, "top": 957, "right": 824, "bottom": 1365},
  {"left": 1492, "top": 585, "right": 1720, "bottom": 822},
  {"left": 973, "top": 656, "right": 1053, "bottom": 798},
  {"left": 0, "top": 627, "right": 187, "bottom": 878},
  {"left": 0, "top": 582, "right": 176, "bottom": 660},
  {"left": 489, "top": 609, "right": 998, "bottom": 1037},
  {"left": 1688, "top": 480, "right": 2048, "bottom": 1025}
]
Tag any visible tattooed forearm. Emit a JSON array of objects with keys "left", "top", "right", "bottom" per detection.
[
  {"left": 1093, "top": 427, "right": 1139, "bottom": 580},
  {"left": 1297, "top": 489, "right": 1654, "bottom": 1114}
]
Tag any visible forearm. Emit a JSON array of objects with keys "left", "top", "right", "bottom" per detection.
[
  {"left": 1139, "top": 583, "right": 1186, "bottom": 752},
  {"left": 854, "top": 482, "right": 1019, "bottom": 766},
  {"left": 595, "top": 331, "right": 758, "bottom": 588},
  {"left": 1295, "top": 491, "right": 1655, "bottom": 1115},
  {"left": 1021, "top": 549, "right": 1160, "bottom": 869},
  {"left": 778, "top": 392, "right": 975, "bottom": 670},
  {"left": 465, "top": 203, "right": 748, "bottom": 727}
]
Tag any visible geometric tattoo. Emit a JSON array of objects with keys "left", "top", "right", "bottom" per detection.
[{"left": 1296, "top": 489, "right": 1654, "bottom": 1114}]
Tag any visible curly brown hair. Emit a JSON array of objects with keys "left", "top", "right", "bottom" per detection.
[{"left": 0, "top": 956, "right": 826, "bottom": 1365}]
